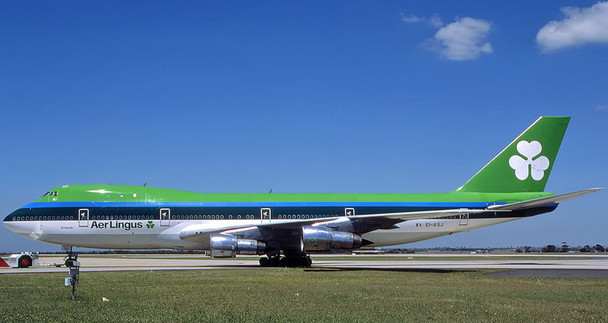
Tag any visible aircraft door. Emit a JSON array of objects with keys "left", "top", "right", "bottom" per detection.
[
  {"left": 261, "top": 208, "right": 271, "bottom": 223},
  {"left": 160, "top": 208, "right": 171, "bottom": 227},
  {"left": 459, "top": 213, "right": 469, "bottom": 226},
  {"left": 78, "top": 209, "right": 89, "bottom": 227}
]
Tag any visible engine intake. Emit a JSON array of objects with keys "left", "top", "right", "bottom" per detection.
[
  {"left": 302, "top": 226, "right": 362, "bottom": 252},
  {"left": 210, "top": 234, "right": 266, "bottom": 258}
]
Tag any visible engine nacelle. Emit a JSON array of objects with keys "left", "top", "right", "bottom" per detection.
[
  {"left": 209, "top": 234, "right": 266, "bottom": 258},
  {"left": 302, "top": 226, "right": 362, "bottom": 252}
]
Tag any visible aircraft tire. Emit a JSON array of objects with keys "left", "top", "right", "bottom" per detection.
[
  {"left": 279, "top": 257, "right": 290, "bottom": 267},
  {"left": 303, "top": 256, "right": 312, "bottom": 267},
  {"left": 279, "top": 256, "right": 312, "bottom": 267},
  {"left": 260, "top": 256, "right": 282, "bottom": 267},
  {"left": 18, "top": 255, "right": 32, "bottom": 268},
  {"left": 270, "top": 257, "right": 281, "bottom": 267},
  {"left": 259, "top": 257, "right": 270, "bottom": 267}
]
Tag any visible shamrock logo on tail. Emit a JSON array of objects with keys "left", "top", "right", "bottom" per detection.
[{"left": 508, "top": 140, "right": 550, "bottom": 181}]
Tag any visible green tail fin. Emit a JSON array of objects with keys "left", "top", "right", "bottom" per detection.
[{"left": 457, "top": 116, "right": 570, "bottom": 193}]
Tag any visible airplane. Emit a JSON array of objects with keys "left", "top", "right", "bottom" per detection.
[{"left": 3, "top": 116, "right": 601, "bottom": 267}]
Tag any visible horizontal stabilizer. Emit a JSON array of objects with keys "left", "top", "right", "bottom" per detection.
[{"left": 487, "top": 188, "right": 602, "bottom": 211}]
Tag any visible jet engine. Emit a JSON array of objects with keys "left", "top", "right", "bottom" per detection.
[
  {"left": 209, "top": 234, "right": 266, "bottom": 258},
  {"left": 302, "top": 226, "right": 362, "bottom": 252}
]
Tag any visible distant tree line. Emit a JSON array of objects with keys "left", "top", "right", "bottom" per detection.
[{"left": 515, "top": 244, "right": 607, "bottom": 253}]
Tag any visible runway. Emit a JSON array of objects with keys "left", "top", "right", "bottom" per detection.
[{"left": 2, "top": 254, "right": 608, "bottom": 277}]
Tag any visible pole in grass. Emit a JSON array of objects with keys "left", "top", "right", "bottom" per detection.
[{"left": 63, "top": 246, "right": 80, "bottom": 300}]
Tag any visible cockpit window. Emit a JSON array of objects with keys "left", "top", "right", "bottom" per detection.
[{"left": 42, "top": 191, "right": 58, "bottom": 197}]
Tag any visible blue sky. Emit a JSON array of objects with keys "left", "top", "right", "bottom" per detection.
[{"left": 1, "top": 1, "right": 606, "bottom": 252}]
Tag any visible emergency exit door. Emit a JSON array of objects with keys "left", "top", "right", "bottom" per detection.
[
  {"left": 459, "top": 213, "right": 469, "bottom": 226},
  {"left": 261, "top": 208, "right": 271, "bottom": 223},
  {"left": 160, "top": 208, "right": 171, "bottom": 226},
  {"left": 78, "top": 209, "right": 89, "bottom": 227}
]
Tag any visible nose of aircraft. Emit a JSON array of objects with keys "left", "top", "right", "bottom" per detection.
[
  {"left": 3, "top": 209, "right": 25, "bottom": 236},
  {"left": 3, "top": 209, "right": 40, "bottom": 241}
]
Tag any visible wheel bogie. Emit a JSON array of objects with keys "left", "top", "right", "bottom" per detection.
[{"left": 259, "top": 255, "right": 312, "bottom": 267}]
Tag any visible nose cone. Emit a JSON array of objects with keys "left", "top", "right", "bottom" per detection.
[
  {"left": 4, "top": 210, "right": 20, "bottom": 234},
  {"left": 3, "top": 209, "right": 36, "bottom": 240},
  {"left": 4, "top": 206, "right": 49, "bottom": 245}
]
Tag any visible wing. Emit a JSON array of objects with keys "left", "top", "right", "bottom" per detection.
[{"left": 178, "top": 208, "right": 488, "bottom": 244}]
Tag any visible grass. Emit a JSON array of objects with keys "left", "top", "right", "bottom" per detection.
[{"left": 1, "top": 269, "right": 607, "bottom": 322}]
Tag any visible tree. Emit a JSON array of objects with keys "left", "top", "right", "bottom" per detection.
[
  {"left": 594, "top": 244, "right": 605, "bottom": 252},
  {"left": 542, "top": 244, "right": 557, "bottom": 253}
]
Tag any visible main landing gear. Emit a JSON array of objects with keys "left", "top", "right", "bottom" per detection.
[{"left": 259, "top": 253, "right": 312, "bottom": 267}]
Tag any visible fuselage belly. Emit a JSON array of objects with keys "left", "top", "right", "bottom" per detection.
[{"left": 4, "top": 216, "right": 520, "bottom": 250}]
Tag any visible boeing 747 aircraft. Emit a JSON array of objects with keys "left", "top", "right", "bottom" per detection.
[{"left": 3, "top": 117, "right": 600, "bottom": 267}]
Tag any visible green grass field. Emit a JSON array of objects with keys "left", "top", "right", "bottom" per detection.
[{"left": 1, "top": 269, "right": 607, "bottom": 322}]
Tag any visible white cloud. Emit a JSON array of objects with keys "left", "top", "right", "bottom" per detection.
[
  {"left": 537, "top": 1, "right": 608, "bottom": 52},
  {"left": 428, "top": 14, "right": 444, "bottom": 28},
  {"left": 427, "top": 17, "right": 493, "bottom": 61},
  {"left": 401, "top": 13, "right": 443, "bottom": 28},
  {"left": 401, "top": 13, "right": 423, "bottom": 24}
]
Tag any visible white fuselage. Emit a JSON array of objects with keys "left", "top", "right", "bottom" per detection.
[{"left": 4, "top": 217, "right": 516, "bottom": 250}]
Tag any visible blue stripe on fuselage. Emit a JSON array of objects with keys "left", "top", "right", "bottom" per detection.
[{"left": 22, "top": 201, "right": 498, "bottom": 208}]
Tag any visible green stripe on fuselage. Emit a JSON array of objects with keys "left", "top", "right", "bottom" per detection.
[{"left": 37, "top": 184, "right": 553, "bottom": 205}]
